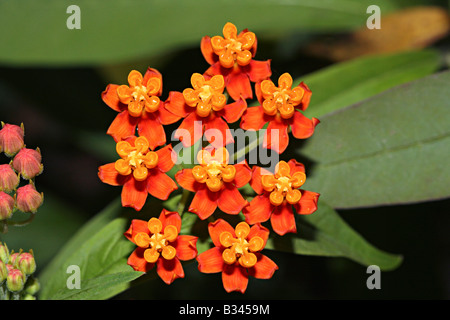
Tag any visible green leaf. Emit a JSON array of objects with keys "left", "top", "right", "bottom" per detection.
[
  {"left": 300, "top": 49, "right": 441, "bottom": 118},
  {"left": 266, "top": 200, "right": 402, "bottom": 271},
  {"left": 297, "top": 70, "right": 450, "bottom": 208},
  {"left": 0, "top": 0, "right": 409, "bottom": 66},
  {"left": 38, "top": 199, "right": 142, "bottom": 300}
]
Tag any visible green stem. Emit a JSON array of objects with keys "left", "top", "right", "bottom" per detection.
[
  {"left": 177, "top": 189, "right": 191, "bottom": 215},
  {"left": 7, "top": 212, "right": 36, "bottom": 228}
]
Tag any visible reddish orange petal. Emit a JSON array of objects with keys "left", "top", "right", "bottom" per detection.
[
  {"left": 297, "top": 82, "right": 312, "bottom": 111},
  {"left": 174, "top": 235, "right": 198, "bottom": 261},
  {"left": 222, "top": 264, "right": 248, "bottom": 293},
  {"left": 127, "top": 247, "right": 154, "bottom": 272},
  {"left": 107, "top": 111, "right": 138, "bottom": 142},
  {"left": 142, "top": 67, "right": 163, "bottom": 96},
  {"left": 243, "top": 194, "right": 273, "bottom": 225},
  {"left": 122, "top": 178, "right": 148, "bottom": 211},
  {"left": 146, "top": 169, "right": 178, "bottom": 200},
  {"left": 271, "top": 202, "right": 296, "bottom": 236},
  {"left": 287, "top": 159, "right": 306, "bottom": 175},
  {"left": 233, "top": 162, "right": 252, "bottom": 188},
  {"left": 197, "top": 247, "right": 224, "bottom": 273},
  {"left": 240, "top": 106, "right": 269, "bottom": 131},
  {"left": 247, "top": 224, "right": 270, "bottom": 247},
  {"left": 165, "top": 91, "right": 191, "bottom": 117},
  {"left": 189, "top": 187, "right": 218, "bottom": 220},
  {"left": 217, "top": 184, "right": 248, "bottom": 215},
  {"left": 245, "top": 59, "right": 272, "bottom": 83},
  {"left": 200, "top": 36, "right": 217, "bottom": 66},
  {"left": 219, "top": 99, "right": 247, "bottom": 124},
  {"left": 157, "top": 102, "right": 182, "bottom": 125},
  {"left": 98, "top": 163, "right": 128, "bottom": 186},
  {"left": 174, "top": 112, "right": 204, "bottom": 148},
  {"left": 124, "top": 219, "right": 149, "bottom": 243},
  {"left": 138, "top": 113, "right": 166, "bottom": 151},
  {"left": 102, "top": 84, "right": 124, "bottom": 112},
  {"left": 158, "top": 209, "right": 182, "bottom": 233},
  {"left": 208, "top": 218, "right": 235, "bottom": 247},
  {"left": 156, "top": 257, "right": 184, "bottom": 285},
  {"left": 249, "top": 166, "right": 272, "bottom": 195},
  {"left": 156, "top": 144, "right": 176, "bottom": 173},
  {"left": 175, "top": 169, "right": 198, "bottom": 193},
  {"left": 226, "top": 69, "right": 252, "bottom": 101},
  {"left": 290, "top": 112, "right": 319, "bottom": 140},
  {"left": 248, "top": 253, "right": 278, "bottom": 279},
  {"left": 294, "top": 190, "right": 320, "bottom": 215},
  {"left": 203, "top": 116, "right": 234, "bottom": 148},
  {"left": 263, "top": 120, "right": 289, "bottom": 154}
]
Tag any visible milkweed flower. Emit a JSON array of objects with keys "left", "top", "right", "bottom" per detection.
[
  {"left": 12, "top": 148, "right": 43, "bottom": 180},
  {"left": 243, "top": 160, "right": 320, "bottom": 236},
  {"left": 15, "top": 183, "right": 44, "bottom": 214},
  {"left": 240, "top": 73, "right": 320, "bottom": 154},
  {"left": 0, "top": 164, "right": 19, "bottom": 193},
  {"left": 98, "top": 136, "right": 178, "bottom": 211},
  {"left": 0, "top": 192, "right": 15, "bottom": 220},
  {"left": 197, "top": 219, "right": 278, "bottom": 293},
  {"left": 165, "top": 73, "right": 246, "bottom": 148},
  {"left": 0, "top": 123, "right": 24, "bottom": 157},
  {"left": 175, "top": 147, "right": 251, "bottom": 220},
  {"left": 201, "top": 22, "right": 272, "bottom": 101},
  {"left": 101, "top": 68, "right": 181, "bottom": 150},
  {"left": 124, "top": 209, "right": 198, "bottom": 284}
]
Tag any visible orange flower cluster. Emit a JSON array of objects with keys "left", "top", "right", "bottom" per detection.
[{"left": 98, "top": 22, "right": 320, "bottom": 293}]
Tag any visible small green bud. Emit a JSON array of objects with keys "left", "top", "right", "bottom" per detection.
[
  {"left": 6, "top": 268, "right": 25, "bottom": 292},
  {"left": 0, "top": 260, "right": 7, "bottom": 282},
  {"left": 0, "top": 242, "right": 9, "bottom": 262},
  {"left": 24, "top": 276, "right": 40, "bottom": 295},
  {"left": 18, "top": 251, "right": 36, "bottom": 275}
]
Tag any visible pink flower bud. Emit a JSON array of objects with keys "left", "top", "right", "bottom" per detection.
[
  {"left": 15, "top": 184, "right": 43, "bottom": 213},
  {"left": 0, "top": 242, "right": 9, "bottom": 263},
  {"left": 0, "top": 164, "right": 19, "bottom": 192},
  {"left": 0, "top": 123, "right": 24, "bottom": 157},
  {"left": 17, "top": 252, "right": 36, "bottom": 275},
  {"left": 12, "top": 148, "right": 43, "bottom": 180},
  {"left": 0, "top": 191, "right": 15, "bottom": 220},
  {"left": 6, "top": 268, "right": 25, "bottom": 292}
]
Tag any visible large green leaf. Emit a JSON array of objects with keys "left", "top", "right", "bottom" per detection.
[
  {"left": 0, "top": 0, "right": 410, "bottom": 66},
  {"left": 297, "top": 70, "right": 450, "bottom": 208},
  {"left": 266, "top": 200, "right": 402, "bottom": 270},
  {"left": 38, "top": 199, "right": 143, "bottom": 300},
  {"left": 300, "top": 49, "right": 441, "bottom": 118}
]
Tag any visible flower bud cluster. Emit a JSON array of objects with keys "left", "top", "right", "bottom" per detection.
[
  {"left": 0, "top": 242, "right": 39, "bottom": 300},
  {"left": 0, "top": 122, "right": 44, "bottom": 222}
]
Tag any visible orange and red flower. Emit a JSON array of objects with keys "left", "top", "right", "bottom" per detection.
[
  {"left": 240, "top": 73, "right": 320, "bottom": 154},
  {"left": 175, "top": 147, "right": 251, "bottom": 220},
  {"left": 101, "top": 68, "right": 181, "bottom": 150},
  {"left": 98, "top": 135, "right": 178, "bottom": 211},
  {"left": 201, "top": 22, "right": 272, "bottom": 101},
  {"left": 124, "top": 209, "right": 198, "bottom": 284},
  {"left": 243, "top": 160, "right": 320, "bottom": 236},
  {"left": 165, "top": 73, "right": 246, "bottom": 148},
  {"left": 197, "top": 219, "right": 278, "bottom": 293}
]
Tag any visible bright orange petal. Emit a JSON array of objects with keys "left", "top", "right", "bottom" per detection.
[
  {"left": 208, "top": 218, "right": 235, "bottom": 247},
  {"left": 156, "top": 144, "right": 176, "bottom": 173},
  {"left": 263, "top": 120, "right": 289, "bottom": 154},
  {"left": 295, "top": 190, "right": 320, "bottom": 215},
  {"left": 107, "top": 111, "right": 138, "bottom": 142},
  {"left": 297, "top": 82, "right": 312, "bottom": 111},
  {"left": 226, "top": 69, "right": 252, "bottom": 101},
  {"left": 174, "top": 112, "right": 204, "bottom": 148},
  {"left": 158, "top": 209, "right": 182, "bottom": 233},
  {"left": 271, "top": 202, "right": 296, "bottom": 236},
  {"left": 240, "top": 106, "right": 269, "bottom": 131},
  {"left": 174, "top": 235, "right": 198, "bottom": 261},
  {"left": 247, "top": 224, "right": 270, "bottom": 247},
  {"left": 189, "top": 187, "right": 218, "bottom": 220},
  {"left": 102, "top": 84, "right": 124, "bottom": 112},
  {"left": 287, "top": 159, "right": 306, "bottom": 175},
  {"left": 203, "top": 116, "right": 234, "bottom": 148},
  {"left": 157, "top": 102, "right": 182, "bottom": 125},
  {"left": 165, "top": 91, "right": 191, "bottom": 117},
  {"left": 249, "top": 166, "right": 273, "bottom": 195},
  {"left": 245, "top": 59, "right": 272, "bottom": 83},
  {"left": 290, "top": 112, "right": 319, "bottom": 140},
  {"left": 138, "top": 113, "right": 166, "bottom": 151},
  {"left": 243, "top": 194, "right": 273, "bottom": 225},
  {"left": 124, "top": 219, "right": 149, "bottom": 243},
  {"left": 127, "top": 247, "right": 154, "bottom": 273},
  {"left": 233, "top": 162, "right": 252, "bottom": 188},
  {"left": 248, "top": 253, "right": 278, "bottom": 279},
  {"left": 222, "top": 264, "right": 248, "bottom": 293},
  {"left": 175, "top": 169, "right": 198, "bottom": 193},
  {"left": 156, "top": 257, "right": 184, "bottom": 285},
  {"left": 219, "top": 99, "right": 247, "bottom": 124},
  {"left": 201, "top": 36, "right": 217, "bottom": 65},
  {"left": 197, "top": 247, "right": 224, "bottom": 273},
  {"left": 146, "top": 169, "right": 178, "bottom": 200},
  {"left": 216, "top": 184, "right": 248, "bottom": 215},
  {"left": 98, "top": 163, "right": 128, "bottom": 186},
  {"left": 142, "top": 68, "right": 163, "bottom": 96},
  {"left": 122, "top": 178, "right": 148, "bottom": 211}
]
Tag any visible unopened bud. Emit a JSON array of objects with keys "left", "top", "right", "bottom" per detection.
[
  {"left": 24, "top": 276, "right": 40, "bottom": 295},
  {"left": 15, "top": 184, "right": 44, "bottom": 213},
  {"left": 9, "top": 251, "right": 20, "bottom": 266},
  {"left": 0, "top": 123, "right": 25, "bottom": 157},
  {"left": 18, "top": 251, "right": 36, "bottom": 275},
  {"left": 0, "top": 242, "right": 9, "bottom": 262},
  {"left": 6, "top": 268, "right": 25, "bottom": 292},
  {"left": 0, "top": 164, "right": 19, "bottom": 192},
  {"left": 0, "top": 191, "right": 15, "bottom": 220},
  {"left": 0, "top": 260, "right": 7, "bottom": 282},
  {"left": 12, "top": 147, "right": 43, "bottom": 180}
]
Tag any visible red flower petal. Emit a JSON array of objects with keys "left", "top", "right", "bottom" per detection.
[
  {"left": 233, "top": 162, "right": 252, "bottom": 188},
  {"left": 248, "top": 166, "right": 267, "bottom": 195},
  {"left": 122, "top": 178, "right": 148, "bottom": 211},
  {"left": 294, "top": 190, "right": 320, "bottom": 215},
  {"left": 174, "top": 235, "right": 198, "bottom": 261},
  {"left": 197, "top": 247, "right": 224, "bottom": 273},
  {"left": 189, "top": 187, "right": 218, "bottom": 220},
  {"left": 159, "top": 209, "right": 182, "bottom": 233},
  {"left": 243, "top": 194, "right": 273, "bottom": 225},
  {"left": 216, "top": 184, "right": 248, "bottom": 215},
  {"left": 208, "top": 218, "right": 235, "bottom": 248},
  {"left": 226, "top": 68, "right": 253, "bottom": 101},
  {"left": 107, "top": 111, "right": 138, "bottom": 142},
  {"left": 157, "top": 103, "right": 182, "bottom": 125},
  {"left": 98, "top": 163, "right": 128, "bottom": 186},
  {"left": 175, "top": 169, "right": 198, "bottom": 193},
  {"left": 222, "top": 263, "right": 248, "bottom": 293},
  {"left": 271, "top": 202, "right": 296, "bottom": 236},
  {"left": 290, "top": 111, "right": 319, "bottom": 140},
  {"left": 263, "top": 120, "right": 289, "bottom": 154},
  {"left": 248, "top": 253, "right": 278, "bottom": 279},
  {"left": 247, "top": 224, "right": 270, "bottom": 247},
  {"left": 165, "top": 91, "right": 191, "bottom": 118},
  {"left": 297, "top": 82, "right": 312, "bottom": 111},
  {"left": 138, "top": 112, "right": 166, "bottom": 150},
  {"left": 156, "top": 144, "right": 177, "bottom": 173},
  {"left": 245, "top": 59, "right": 272, "bottom": 83},
  {"left": 200, "top": 36, "right": 217, "bottom": 66},
  {"left": 156, "top": 257, "right": 184, "bottom": 285},
  {"left": 287, "top": 159, "right": 306, "bottom": 175},
  {"left": 174, "top": 112, "right": 204, "bottom": 147},
  {"left": 142, "top": 67, "right": 163, "bottom": 96},
  {"left": 127, "top": 247, "right": 154, "bottom": 273},
  {"left": 146, "top": 169, "right": 178, "bottom": 200},
  {"left": 204, "top": 116, "right": 234, "bottom": 148},
  {"left": 124, "top": 219, "right": 149, "bottom": 243},
  {"left": 219, "top": 99, "right": 247, "bottom": 124},
  {"left": 101, "top": 84, "right": 124, "bottom": 112},
  {"left": 240, "top": 106, "right": 269, "bottom": 131}
]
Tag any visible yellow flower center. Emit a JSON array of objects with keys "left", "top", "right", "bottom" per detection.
[
  {"left": 210, "top": 22, "right": 256, "bottom": 68},
  {"left": 260, "top": 161, "right": 306, "bottom": 206},
  {"left": 220, "top": 222, "right": 264, "bottom": 268},
  {"left": 260, "top": 73, "right": 305, "bottom": 119},
  {"left": 114, "top": 136, "right": 158, "bottom": 181},
  {"left": 192, "top": 148, "right": 236, "bottom": 192},
  {"left": 134, "top": 218, "right": 178, "bottom": 263},
  {"left": 116, "top": 70, "right": 162, "bottom": 117},
  {"left": 183, "top": 73, "right": 227, "bottom": 118}
]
